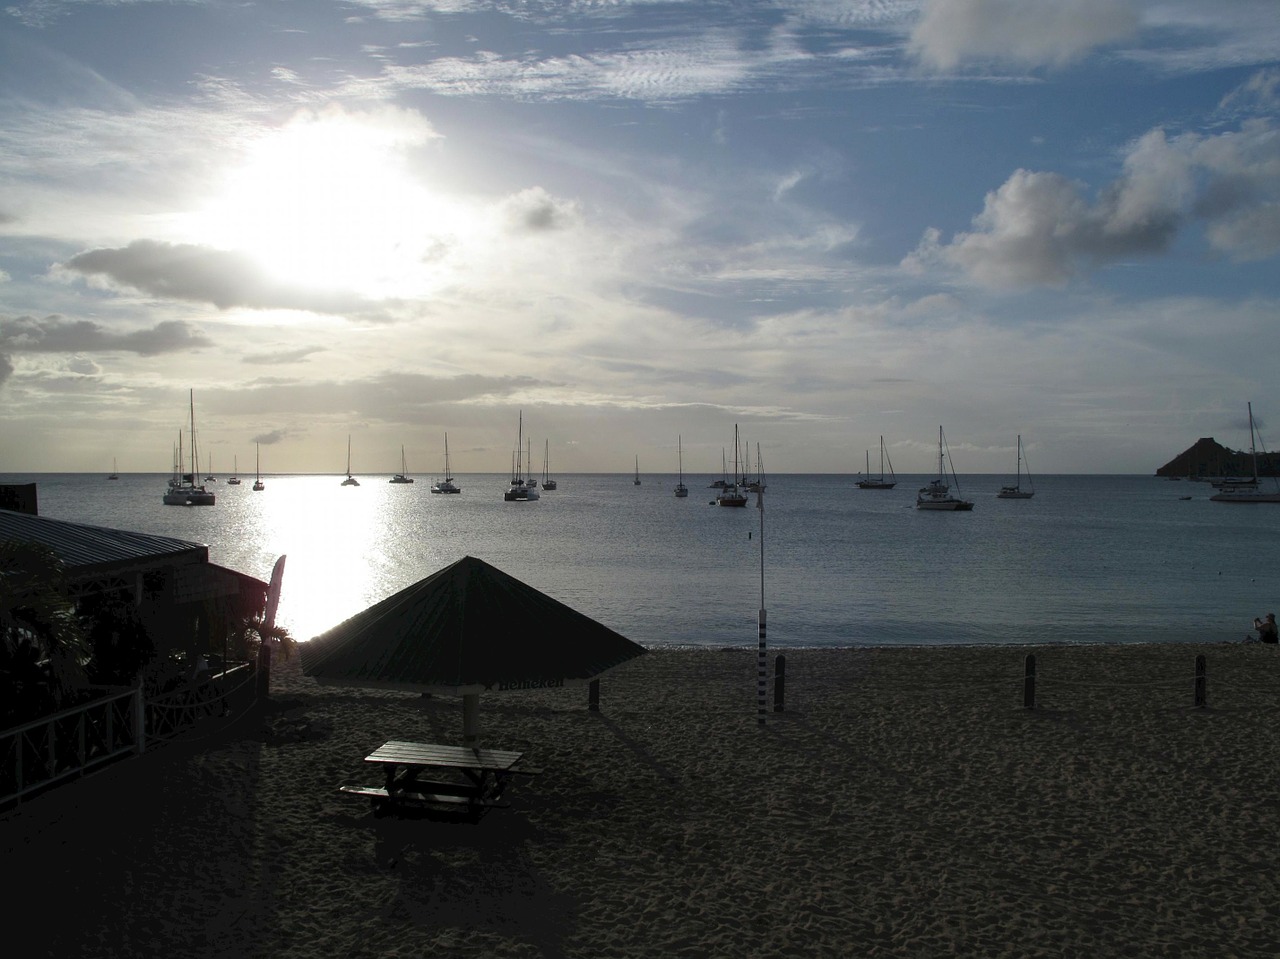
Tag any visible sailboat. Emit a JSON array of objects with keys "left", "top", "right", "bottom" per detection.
[
  {"left": 1211, "top": 403, "right": 1280, "bottom": 502},
  {"left": 205, "top": 453, "right": 217, "bottom": 483},
  {"left": 857, "top": 436, "right": 896, "bottom": 489},
  {"left": 390, "top": 445, "right": 414, "bottom": 484},
  {"left": 252, "top": 444, "right": 265, "bottom": 491},
  {"left": 541, "top": 440, "right": 557, "bottom": 490},
  {"left": 162, "top": 390, "right": 215, "bottom": 505},
  {"left": 634, "top": 456, "right": 642, "bottom": 486},
  {"left": 341, "top": 435, "right": 360, "bottom": 486},
  {"left": 916, "top": 426, "right": 973, "bottom": 511},
  {"left": 715, "top": 426, "right": 748, "bottom": 507},
  {"left": 431, "top": 433, "right": 461, "bottom": 493},
  {"left": 674, "top": 436, "right": 689, "bottom": 498},
  {"left": 997, "top": 435, "right": 1035, "bottom": 498},
  {"left": 504, "top": 411, "right": 539, "bottom": 500},
  {"left": 107, "top": 458, "right": 118, "bottom": 481},
  {"left": 227, "top": 455, "right": 242, "bottom": 485}
]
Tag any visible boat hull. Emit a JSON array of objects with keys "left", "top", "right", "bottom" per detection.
[
  {"left": 163, "top": 487, "right": 215, "bottom": 506},
  {"left": 917, "top": 499, "right": 974, "bottom": 510},
  {"left": 857, "top": 480, "right": 896, "bottom": 489},
  {"left": 997, "top": 488, "right": 1034, "bottom": 499}
]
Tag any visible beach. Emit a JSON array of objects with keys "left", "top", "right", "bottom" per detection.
[{"left": 4, "top": 643, "right": 1279, "bottom": 958}]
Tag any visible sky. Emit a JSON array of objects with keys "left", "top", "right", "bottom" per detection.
[{"left": 1, "top": 0, "right": 1279, "bottom": 477}]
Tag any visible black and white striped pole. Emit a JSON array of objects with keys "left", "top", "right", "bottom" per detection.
[{"left": 755, "top": 479, "right": 767, "bottom": 725}]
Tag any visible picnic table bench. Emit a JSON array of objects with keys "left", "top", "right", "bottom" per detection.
[{"left": 340, "top": 740, "right": 541, "bottom": 817}]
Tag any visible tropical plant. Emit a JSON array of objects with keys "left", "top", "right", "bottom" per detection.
[
  {"left": 0, "top": 540, "right": 92, "bottom": 707},
  {"left": 228, "top": 612, "right": 296, "bottom": 662}
]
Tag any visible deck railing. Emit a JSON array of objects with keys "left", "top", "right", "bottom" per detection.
[{"left": 0, "top": 660, "right": 257, "bottom": 807}]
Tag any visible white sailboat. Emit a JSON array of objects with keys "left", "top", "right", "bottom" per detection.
[
  {"left": 504, "top": 411, "right": 539, "bottom": 500},
  {"left": 1211, "top": 403, "right": 1280, "bottom": 503},
  {"left": 107, "top": 458, "right": 118, "bottom": 481},
  {"left": 341, "top": 435, "right": 360, "bottom": 486},
  {"left": 675, "top": 436, "right": 689, "bottom": 498},
  {"left": 162, "top": 390, "right": 215, "bottom": 505},
  {"left": 390, "top": 445, "right": 414, "bottom": 484},
  {"left": 997, "top": 435, "right": 1035, "bottom": 499},
  {"left": 857, "top": 436, "right": 896, "bottom": 489},
  {"left": 227, "top": 455, "right": 242, "bottom": 485},
  {"left": 917, "top": 426, "right": 973, "bottom": 511},
  {"left": 716, "top": 426, "right": 748, "bottom": 507},
  {"left": 541, "top": 440, "right": 557, "bottom": 490},
  {"left": 205, "top": 453, "right": 217, "bottom": 483},
  {"left": 431, "top": 433, "right": 461, "bottom": 493},
  {"left": 253, "top": 443, "right": 265, "bottom": 491}
]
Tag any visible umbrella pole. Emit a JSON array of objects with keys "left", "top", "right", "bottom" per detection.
[{"left": 462, "top": 692, "right": 480, "bottom": 748}]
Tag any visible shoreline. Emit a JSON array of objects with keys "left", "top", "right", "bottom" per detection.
[{"left": 5, "top": 643, "right": 1279, "bottom": 957}]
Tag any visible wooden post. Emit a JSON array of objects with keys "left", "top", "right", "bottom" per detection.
[
  {"left": 588, "top": 679, "right": 600, "bottom": 712},
  {"left": 1023, "top": 654, "right": 1036, "bottom": 709},
  {"left": 257, "top": 642, "right": 271, "bottom": 702},
  {"left": 1194, "top": 654, "right": 1207, "bottom": 708},
  {"left": 134, "top": 685, "right": 146, "bottom": 755},
  {"left": 773, "top": 654, "right": 786, "bottom": 712},
  {"left": 462, "top": 693, "right": 480, "bottom": 747}
]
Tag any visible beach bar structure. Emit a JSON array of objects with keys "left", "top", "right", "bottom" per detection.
[
  {"left": 301, "top": 555, "right": 646, "bottom": 747},
  {"left": 1, "top": 505, "right": 271, "bottom": 804}
]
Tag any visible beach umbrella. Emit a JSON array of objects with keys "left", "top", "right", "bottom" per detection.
[{"left": 300, "top": 555, "right": 646, "bottom": 745}]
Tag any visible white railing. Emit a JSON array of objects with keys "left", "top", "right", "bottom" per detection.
[{"left": 0, "top": 661, "right": 257, "bottom": 807}]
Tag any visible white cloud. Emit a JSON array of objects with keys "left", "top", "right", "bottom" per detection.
[
  {"left": 909, "top": 0, "right": 1141, "bottom": 70},
  {"left": 909, "top": 122, "right": 1280, "bottom": 288}
]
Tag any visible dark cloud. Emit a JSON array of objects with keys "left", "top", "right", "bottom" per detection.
[
  {"left": 502, "top": 187, "right": 579, "bottom": 233},
  {"left": 0, "top": 314, "right": 212, "bottom": 356},
  {"left": 61, "top": 240, "right": 368, "bottom": 314},
  {"left": 0, "top": 352, "right": 12, "bottom": 385}
]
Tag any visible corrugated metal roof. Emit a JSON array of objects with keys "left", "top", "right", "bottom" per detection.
[{"left": 0, "top": 508, "right": 208, "bottom": 578}]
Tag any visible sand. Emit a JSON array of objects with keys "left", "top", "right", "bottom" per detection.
[{"left": 4, "top": 643, "right": 1280, "bottom": 958}]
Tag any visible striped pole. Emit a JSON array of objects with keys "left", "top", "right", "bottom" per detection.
[{"left": 756, "top": 482, "right": 767, "bottom": 724}]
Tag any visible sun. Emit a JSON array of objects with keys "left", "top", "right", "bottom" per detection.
[{"left": 191, "top": 107, "right": 471, "bottom": 299}]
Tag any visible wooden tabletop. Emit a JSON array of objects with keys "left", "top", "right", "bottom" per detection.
[{"left": 364, "top": 740, "right": 525, "bottom": 772}]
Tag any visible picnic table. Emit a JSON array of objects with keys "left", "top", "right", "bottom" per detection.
[{"left": 340, "top": 740, "right": 541, "bottom": 817}]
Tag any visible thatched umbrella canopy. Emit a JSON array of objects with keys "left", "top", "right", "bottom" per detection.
[{"left": 300, "top": 556, "right": 646, "bottom": 744}]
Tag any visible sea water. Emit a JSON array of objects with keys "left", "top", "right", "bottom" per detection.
[{"left": 6, "top": 472, "right": 1279, "bottom": 648}]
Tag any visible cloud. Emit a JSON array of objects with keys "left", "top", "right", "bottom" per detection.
[
  {"left": 57, "top": 240, "right": 369, "bottom": 313},
  {"left": 243, "top": 347, "right": 326, "bottom": 365},
  {"left": 0, "top": 352, "right": 12, "bottom": 386},
  {"left": 909, "top": 0, "right": 1141, "bottom": 70},
  {"left": 0, "top": 314, "right": 213, "bottom": 356},
  {"left": 501, "top": 187, "right": 580, "bottom": 233},
  {"left": 908, "top": 122, "right": 1280, "bottom": 288},
  {"left": 1220, "top": 67, "right": 1280, "bottom": 114}
]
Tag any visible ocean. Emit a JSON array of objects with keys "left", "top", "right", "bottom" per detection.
[{"left": 5, "top": 471, "right": 1279, "bottom": 649}]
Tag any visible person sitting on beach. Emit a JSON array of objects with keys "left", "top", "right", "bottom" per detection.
[{"left": 1253, "top": 613, "right": 1278, "bottom": 644}]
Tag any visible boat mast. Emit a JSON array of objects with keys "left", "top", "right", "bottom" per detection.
[{"left": 1249, "top": 402, "right": 1259, "bottom": 482}]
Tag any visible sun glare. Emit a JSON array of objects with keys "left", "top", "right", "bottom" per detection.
[{"left": 192, "top": 109, "right": 472, "bottom": 299}]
